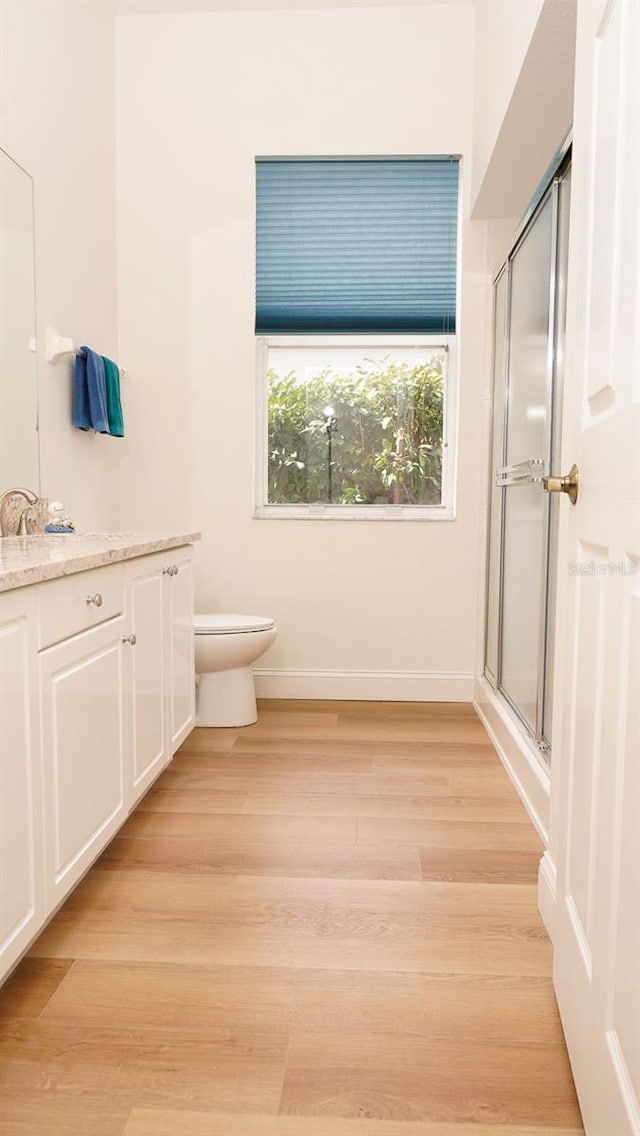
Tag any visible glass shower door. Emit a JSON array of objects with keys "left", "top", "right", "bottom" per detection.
[
  {"left": 484, "top": 269, "right": 507, "bottom": 686},
  {"left": 500, "top": 194, "right": 554, "bottom": 734},
  {"left": 485, "top": 154, "right": 571, "bottom": 757}
]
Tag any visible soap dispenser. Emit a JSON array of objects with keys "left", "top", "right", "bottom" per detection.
[{"left": 45, "top": 501, "right": 75, "bottom": 534}]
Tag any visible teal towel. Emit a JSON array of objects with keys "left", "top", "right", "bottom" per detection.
[{"left": 102, "top": 355, "right": 125, "bottom": 437}]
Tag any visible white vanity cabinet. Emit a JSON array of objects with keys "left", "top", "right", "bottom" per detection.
[
  {"left": 126, "top": 548, "right": 195, "bottom": 804},
  {"left": 0, "top": 536, "right": 196, "bottom": 983},
  {"left": 0, "top": 588, "right": 45, "bottom": 978}
]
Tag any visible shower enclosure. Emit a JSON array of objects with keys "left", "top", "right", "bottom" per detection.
[{"left": 485, "top": 147, "right": 572, "bottom": 760}]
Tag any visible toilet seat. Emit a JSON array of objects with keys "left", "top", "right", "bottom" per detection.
[{"left": 194, "top": 614, "right": 275, "bottom": 635}]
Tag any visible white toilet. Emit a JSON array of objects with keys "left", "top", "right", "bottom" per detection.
[{"left": 194, "top": 614, "right": 277, "bottom": 727}]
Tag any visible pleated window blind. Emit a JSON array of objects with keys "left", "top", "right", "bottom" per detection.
[{"left": 255, "top": 157, "right": 459, "bottom": 335}]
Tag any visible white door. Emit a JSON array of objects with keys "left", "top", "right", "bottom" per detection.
[
  {"left": 544, "top": 1, "right": 640, "bottom": 1132},
  {"left": 40, "top": 617, "right": 130, "bottom": 907},
  {"left": 127, "top": 558, "right": 167, "bottom": 802}
]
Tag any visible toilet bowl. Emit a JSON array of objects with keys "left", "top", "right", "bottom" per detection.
[{"left": 194, "top": 614, "right": 276, "bottom": 727}]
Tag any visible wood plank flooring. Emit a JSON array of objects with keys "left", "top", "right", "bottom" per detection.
[{"left": 0, "top": 700, "right": 583, "bottom": 1135}]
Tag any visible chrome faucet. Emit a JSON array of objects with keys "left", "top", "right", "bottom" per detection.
[{"left": 0, "top": 487, "right": 39, "bottom": 537}]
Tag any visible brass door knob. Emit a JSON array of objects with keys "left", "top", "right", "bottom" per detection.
[{"left": 543, "top": 464, "right": 579, "bottom": 505}]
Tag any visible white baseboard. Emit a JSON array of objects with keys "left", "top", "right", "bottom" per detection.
[
  {"left": 253, "top": 668, "right": 475, "bottom": 702},
  {"left": 473, "top": 675, "right": 551, "bottom": 844}
]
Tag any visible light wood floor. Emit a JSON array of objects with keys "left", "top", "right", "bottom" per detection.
[{"left": 0, "top": 700, "right": 583, "bottom": 1135}]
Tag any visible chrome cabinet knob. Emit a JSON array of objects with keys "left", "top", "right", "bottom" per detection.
[
  {"left": 86, "top": 593, "right": 103, "bottom": 607},
  {"left": 122, "top": 633, "right": 137, "bottom": 646},
  {"left": 171, "top": 565, "right": 179, "bottom": 576}
]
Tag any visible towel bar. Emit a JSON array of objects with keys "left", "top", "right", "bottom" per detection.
[{"left": 45, "top": 326, "right": 127, "bottom": 377}]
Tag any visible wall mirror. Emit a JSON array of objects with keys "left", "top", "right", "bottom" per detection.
[{"left": 0, "top": 146, "right": 40, "bottom": 496}]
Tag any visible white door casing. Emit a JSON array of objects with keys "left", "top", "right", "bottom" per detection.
[{"left": 541, "top": 1, "right": 640, "bottom": 1133}]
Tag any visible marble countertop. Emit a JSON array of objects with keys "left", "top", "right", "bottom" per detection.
[{"left": 0, "top": 531, "right": 201, "bottom": 593}]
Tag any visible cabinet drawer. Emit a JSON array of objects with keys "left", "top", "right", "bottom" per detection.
[{"left": 38, "top": 565, "right": 125, "bottom": 650}]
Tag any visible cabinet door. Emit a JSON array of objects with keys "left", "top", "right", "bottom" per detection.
[
  {"left": 167, "top": 550, "right": 195, "bottom": 753},
  {"left": 0, "top": 590, "right": 44, "bottom": 979},
  {"left": 127, "top": 559, "right": 167, "bottom": 803},
  {"left": 40, "top": 617, "right": 129, "bottom": 908}
]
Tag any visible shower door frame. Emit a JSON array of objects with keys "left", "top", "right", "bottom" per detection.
[{"left": 485, "top": 139, "right": 572, "bottom": 762}]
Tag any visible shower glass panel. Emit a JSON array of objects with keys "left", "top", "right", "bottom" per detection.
[
  {"left": 485, "top": 145, "right": 571, "bottom": 761},
  {"left": 485, "top": 269, "right": 507, "bottom": 686},
  {"left": 500, "top": 195, "right": 553, "bottom": 732}
]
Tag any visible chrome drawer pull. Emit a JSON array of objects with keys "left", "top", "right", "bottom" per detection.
[
  {"left": 86, "top": 593, "right": 104, "bottom": 607},
  {"left": 122, "top": 633, "right": 137, "bottom": 646}
]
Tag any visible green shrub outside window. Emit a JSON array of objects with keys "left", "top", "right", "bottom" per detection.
[{"left": 267, "top": 354, "right": 445, "bottom": 507}]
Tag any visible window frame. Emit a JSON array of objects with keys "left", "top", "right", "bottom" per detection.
[{"left": 254, "top": 334, "right": 458, "bottom": 521}]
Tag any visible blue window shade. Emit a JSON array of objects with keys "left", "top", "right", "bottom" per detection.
[{"left": 256, "top": 157, "right": 459, "bottom": 335}]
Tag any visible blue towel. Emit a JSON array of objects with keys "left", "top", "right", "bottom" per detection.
[
  {"left": 72, "top": 352, "right": 91, "bottom": 430},
  {"left": 72, "top": 347, "right": 109, "bottom": 433}
]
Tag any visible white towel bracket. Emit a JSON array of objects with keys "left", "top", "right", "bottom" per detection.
[
  {"left": 45, "top": 326, "right": 128, "bottom": 377},
  {"left": 46, "top": 327, "right": 76, "bottom": 364}
]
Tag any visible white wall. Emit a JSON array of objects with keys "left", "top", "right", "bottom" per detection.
[
  {"left": 0, "top": 0, "right": 120, "bottom": 530},
  {"left": 116, "top": 3, "right": 489, "bottom": 698}
]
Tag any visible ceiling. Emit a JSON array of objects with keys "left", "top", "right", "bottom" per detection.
[{"left": 112, "top": 0, "right": 472, "bottom": 14}]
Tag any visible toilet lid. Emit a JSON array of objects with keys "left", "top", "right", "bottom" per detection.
[{"left": 194, "top": 613, "right": 275, "bottom": 635}]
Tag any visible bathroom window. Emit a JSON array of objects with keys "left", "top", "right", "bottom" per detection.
[
  {"left": 255, "top": 157, "right": 460, "bottom": 519},
  {"left": 256, "top": 335, "right": 455, "bottom": 516}
]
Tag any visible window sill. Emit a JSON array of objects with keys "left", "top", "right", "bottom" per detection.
[{"left": 253, "top": 505, "right": 455, "bottom": 521}]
